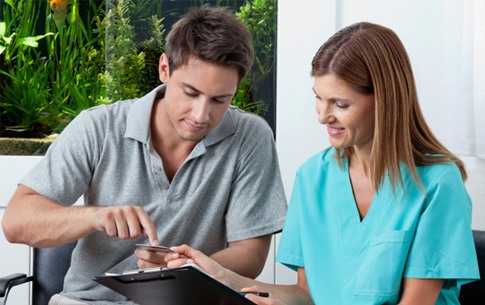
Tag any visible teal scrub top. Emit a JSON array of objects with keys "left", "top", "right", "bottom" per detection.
[{"left": 277, "top": 147, "right": 479, "bottom": 305}]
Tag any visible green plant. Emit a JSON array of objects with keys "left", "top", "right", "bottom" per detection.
[
  {"left": 0, "top": 0, "right": 53, "bottom": 60},
  {"left": 232, "top": 0, "right": 276, "bottom": 115},
  {"left": 0, "top": 0, "right": 276, "bottom": 141},
  {"left": 44, "top": 0, "right": 105, "bottom": 124},
  {"left": 98, "top": 0, "right": 165, "bottom": 103},
  {"left": 0, "top": 22, "right": 51, "bottom": 57},
  {"left": 231, "top": 78, "right": 268, "bottom": 115},
  {"left": 0, "top": 0, "right": 103, "bottom": 136},
  {"left": 236, "top": 0, "right": 276, "bottom": 84},
  {"left": 0, "top": 0, "right": 54, "bottom": 135},
  {"left": 0, "top": 61, "right": 52, "bottom": 134}
]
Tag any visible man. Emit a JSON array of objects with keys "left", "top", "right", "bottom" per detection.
[{"left": 2, "top": 6, "right": 287, "bottom": 305}]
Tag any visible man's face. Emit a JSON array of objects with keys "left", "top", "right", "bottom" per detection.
[{"left": 157, "top": 54, "right": 239, "bottom": 143}]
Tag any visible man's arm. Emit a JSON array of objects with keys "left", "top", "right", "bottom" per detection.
[
  {"left": 209, "top": 234, "right": 272, "bottom": 279},
  {"left": 2, "top": 185, "right": 158, "bottom": 248},
  {"left": 136, "top": 234, "right": 272, "bottom": 279}
]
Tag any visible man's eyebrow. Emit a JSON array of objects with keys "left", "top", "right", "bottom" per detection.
[
  {"left": 312, "top": 87, "right": 324, "bottom": 99},
  {"left": 181, "top": 82, "right": 234, "bottom": 99},
  {"left": 181, "top": 82, "right": 200, "bottom": 93}
]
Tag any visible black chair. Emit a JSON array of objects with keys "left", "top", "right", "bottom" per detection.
[
  {"left": 459, "top": 230, "right": 485, "bottom": 304},
  {"left": 0, "top": 241, "right": 76, "bottom": 305}
]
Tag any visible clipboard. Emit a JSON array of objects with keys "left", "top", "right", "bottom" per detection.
[{"left": 93, "top": 265, "right": 255, "bottom": 305}]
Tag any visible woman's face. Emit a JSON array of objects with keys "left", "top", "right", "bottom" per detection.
[{"left": 314, "top": 73, "right": 375, "bottom": 154}]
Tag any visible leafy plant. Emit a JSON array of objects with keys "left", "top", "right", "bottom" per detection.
[
  {"left": 231, "top": 77, "right": 268, "bottom": 115},
  {"left": 98, "top": 0, "right": 165, "bottom": 103},
  {"left": 0, "top": 0, "right": 54, "bottom": 135},
  {"left": 0, "top": 0, "right": 107, "bottom": 136},
  {"left": 236, "top": 0, "right": 276, "bottom": 84},
  {"left": 232, "top": 0, "right": 276, "bottom": 115},
  {"left": 0, "top": 0, "right": 276, "bottom": 141},
  {"left": 0, "top": 22, "right": 52, "bottom": 57},
  {"left": 44, "top": 0, "right": 105, "bottom": 125}
]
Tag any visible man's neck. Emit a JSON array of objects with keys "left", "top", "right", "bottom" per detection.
[{"left": 150, "top": 98, "right": 197, "bottom": 181}]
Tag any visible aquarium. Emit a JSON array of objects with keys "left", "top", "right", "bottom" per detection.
[{"left": 0, "top": 0, "right": 277, "bottom": 154}]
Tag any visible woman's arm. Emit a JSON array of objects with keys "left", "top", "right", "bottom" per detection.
[
  {"left": 398, "top": 278, "right": 444, "bottom": 305},
  {"left": 166, "top": 245, "right": 314, "bottom": 305},
  {"left": 241, "top": 267, "right": 314, "bottom": 305}
]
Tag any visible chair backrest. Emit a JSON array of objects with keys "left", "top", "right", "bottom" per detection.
[
  {"left": 459, "top": 230, "right": 485, "bottom": 304},
  {"left": 32, "top": 241, "right": 76, "bottom": 305}
]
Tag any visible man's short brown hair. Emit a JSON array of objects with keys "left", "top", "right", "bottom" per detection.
[{"left": 165, "top": 5, "right": 254, "bottom": 81}]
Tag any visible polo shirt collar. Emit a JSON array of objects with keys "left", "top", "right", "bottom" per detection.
[
  {"left": 203, "top": 106, "right": 236, "bottom": 146},
  {"left": 124, "top": 85, "right": 165, "bottom": 144},
  {"left": 124, "top": 85, "right": 236, "bottom": 147}
]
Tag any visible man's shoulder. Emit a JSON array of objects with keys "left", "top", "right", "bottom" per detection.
[
  {"left": 69, "top": 99, "right": 141, "bottom": 135},
  {"left": 81, "top": 98, "right": 136, "bottom": 119},
  {"left": 226, "top": 105, "right": 272, "bottom": 134},
  {"left": 205, "top": 106, "right": 273, "bottom": 147}
]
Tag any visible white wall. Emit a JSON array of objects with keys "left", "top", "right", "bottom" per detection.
[
  {"left": 274, "top": 0, "right": 334, "bottom": 285},
  {"left": 275, "top": 0, "right": 485, "bottom": 284},
  {"left": 0, "top": 156, "right": 41, "bottom": 305}
]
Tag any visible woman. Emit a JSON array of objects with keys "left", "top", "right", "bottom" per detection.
[{"left": 166, "top": 22, "right": 479, "bottom": 305}]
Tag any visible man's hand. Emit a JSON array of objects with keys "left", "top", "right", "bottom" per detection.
[
  {"left": 3, "top": 185, "right": 159, "bottom": 247},
  {"left": 135, "top": 247, "right": 173, "bottom": 269},
  {"left": 92, "top": 205, "right": 158, "bottom": 243}
]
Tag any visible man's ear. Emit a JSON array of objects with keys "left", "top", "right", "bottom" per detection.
[{"left": 158, "top": 53, "right": 170, "bottom": 83}]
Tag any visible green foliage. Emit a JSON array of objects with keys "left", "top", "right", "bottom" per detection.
[
  {"left": 0, "top": 0, "right": 275, "bottom": 139},
  {"left": 0, "top": 0, "right": 54, "bottom": 134},
  {"left": 44, "top": 0, "right": 105, "bottom": 125},
  {"left": 233, "top": 0, "right": 276, "bottom": 115},
  {"left": 0, "top": 0, "right": 165, "bottom": 137},
  {"left": 0, "top": 62, "right": 51, "bottom": 132},
  {"left": 236, "top": 0, "right": 276, "bottom": 83},
  {"left": 231, "top": 78, "right": 268, "bottom": 115},
  {"left": 0, "top": 21, "right": 53, "bottom": 57},
  {"left": 98, "top": 0, "right": 164, "bottom": 103}
]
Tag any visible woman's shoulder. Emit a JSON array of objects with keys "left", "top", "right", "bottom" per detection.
[
  {"left": 299, "top": 147, "right": 337, "bottom": 172},
  {"left": 416, "top": 161, "right": 464, "bottom": 188}
]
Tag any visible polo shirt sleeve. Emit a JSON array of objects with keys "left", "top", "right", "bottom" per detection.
[
  {"left": 20, "top": 109, "right": 102, "bottom": 205},
  {"left": 224, "top": 116, "right": 287, "bottom": 242},
  {"left": 276, "top": 170, "right": 304, "bottom": 271},
  {"left": 404, "top": 164, "right": 480, "bottom": 286}
]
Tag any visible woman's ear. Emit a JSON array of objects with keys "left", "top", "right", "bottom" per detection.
[{"left": 158, "top": 53, "right": 170, "bottom": 83}]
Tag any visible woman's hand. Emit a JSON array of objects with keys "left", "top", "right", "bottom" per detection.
[
  {"left": 242, "top": 285, "right": 289, "bottom": 305},
  {"left": 165, "top": 244, "right": 228, "bottom": 284},
  {"left": 165, "top": 246, "right": 313, "bottom": 305}
]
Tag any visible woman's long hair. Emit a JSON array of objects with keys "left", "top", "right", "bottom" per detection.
[{"left": 311, "top": 22, "right": 466, "bottom": 191}]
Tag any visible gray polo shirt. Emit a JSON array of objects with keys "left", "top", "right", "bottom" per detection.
[{"left": 21, "top": 85, "right": 287, "bottom": 304}]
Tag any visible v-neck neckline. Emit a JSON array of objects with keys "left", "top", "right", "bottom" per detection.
[
  {"left": 343, "top": 158, "right": 378, "bottom": 224},
  {"left": 332, "top": 157, "right": 394, "bottom": 257}
]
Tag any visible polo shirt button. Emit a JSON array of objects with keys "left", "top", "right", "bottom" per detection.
[
  {"left": 162, "top": 184, "right": 169, "bottom": 190},
  {"left": 154, "top": 166, "right": 162, "bottom": 172}
]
